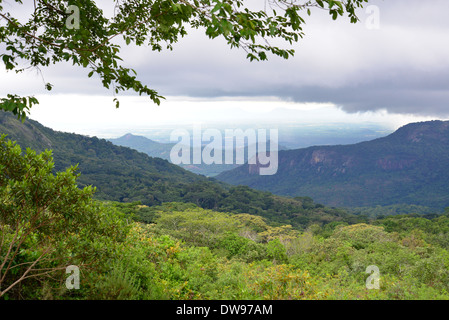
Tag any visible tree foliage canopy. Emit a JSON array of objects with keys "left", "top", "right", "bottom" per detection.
[
  {"left": 0, "top": 135, "right": 128, "bottom": 299},
  {"left": 2, "top": 136, "right": 449, "bottom": 300},
  {"left": 1, "top": 0, "right": 368, "bottom": 119}
]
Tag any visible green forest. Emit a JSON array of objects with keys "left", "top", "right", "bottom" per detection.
[
  {"left": 1, "top": 0, "right": 448, "bottom": 304},
  {"left": 0, "top": 111, "right": 360, "bottom": 230},
  {"left": 217, "top": 120, "right": 449, "bottom": 209},
  {"left": 2, "top": 135, "right": 449, "bottom": 300}
]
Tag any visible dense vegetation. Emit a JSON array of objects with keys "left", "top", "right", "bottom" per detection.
[
  {"left": 217, "top": 120, "right": 449, "bottom": 209},
  {"left": 0, "top": 111, "right": 361, "bottom": 229},
  {"left": 2, "top": 135, "right": 449, "bottom": 300},
  {"left": 5, "top": 0, "right": 445, "bottom": 302},
  {"left": 346, "top": 204, "right": 441, "bottom": 219}
]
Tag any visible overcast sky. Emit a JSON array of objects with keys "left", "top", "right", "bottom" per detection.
[{"left": 1, "top": 0, "right": 448, "bottom": 137}]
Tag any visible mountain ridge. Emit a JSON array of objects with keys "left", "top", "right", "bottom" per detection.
[
  {"left": 216, "top": 120, "right": 449, "bottom": 209},
  {"left": 0, "top": 110, "right": 357, "bottom": 228}
]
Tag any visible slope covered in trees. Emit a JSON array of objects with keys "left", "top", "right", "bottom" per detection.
[
  {"left": 0, "top": 111, "right": 206, "bottom": 204},
  {"left": 217, "top": 121, "right": 449, "bottom": 209},
  {"left": 3, "top": 113, "right": 449, "bottom": 301},
  {"left": 0, "top": 111, "right": 357, "bottom": 229},
  {"left": 4, "top": 136, "right": 446, "bottom": 302}
]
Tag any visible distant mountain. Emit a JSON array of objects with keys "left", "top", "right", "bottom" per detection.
[
  {"left": 0, "top": 111, "right": 359, "bottom": 228},
  {"left": 109, "top": 133, "right": 287, "bottom": 177},
  {"left": 109, "top": 133, "right": 175, "bottom": 160},
  {"left": 216, "top": 120, "right": 449, "bottom": 209},
  {"left": 108, "top": 133, "right": 241, "bottom": 176}
]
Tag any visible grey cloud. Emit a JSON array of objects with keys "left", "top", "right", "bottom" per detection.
[
  {"left": 119, "top": 0, "right": 449, "bottom": 117},
  {"left": 2, "top": 0, "right": 449, "bottom": 117}
]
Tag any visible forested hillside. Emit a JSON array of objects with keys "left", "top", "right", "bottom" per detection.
[
  {"left": 0, "top": 111, "right": 357, "bottom": 229},
  {"left": 0, "top": 111, "right": 206, "bottom": 203},
  {"left": 2, "top": 0, "right": 447, "bottom": 304},
  {"left": 217, "top": 121, "right": 449, "bottom": 209},
  {"left": 3, "top": 113, "right": 449, "bottom": 301}
]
